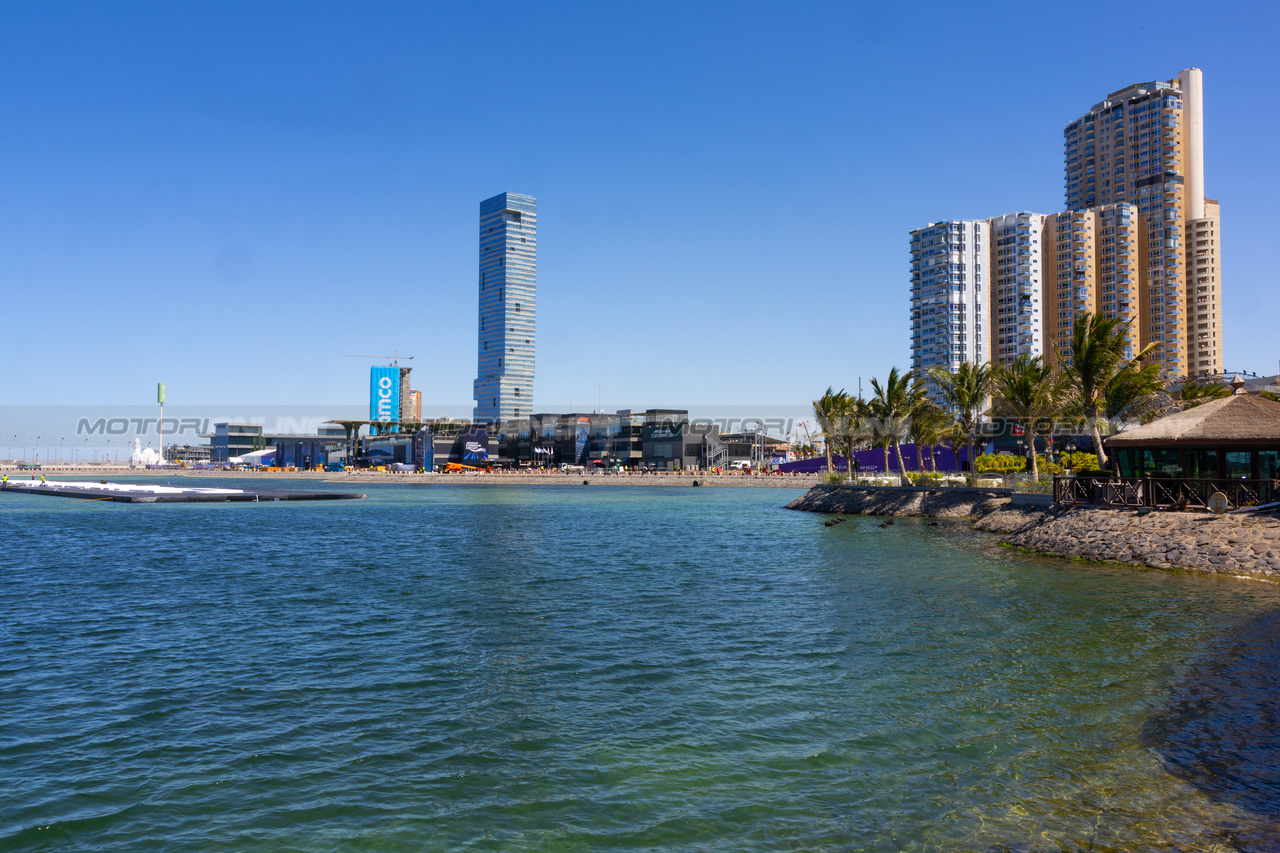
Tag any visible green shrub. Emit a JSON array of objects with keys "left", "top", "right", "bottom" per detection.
[
  {"left": 824, "top": 474, "right": 847, "bottom": 484},
  {"left": 1059, "top": 450, "right": 1104, "bottom": 472},
  {"left": 974, "top": 453, "right": 1024, "bottom": 474}
]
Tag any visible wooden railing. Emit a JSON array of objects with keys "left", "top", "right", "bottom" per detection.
[{"left": 1054, "top": 475, "right": 1275, "bottom": 510}]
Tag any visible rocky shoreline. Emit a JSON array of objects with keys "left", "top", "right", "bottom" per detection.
[
  {"left": 788, "top": 484, "right": 1280, "bottom": 581},
  {"left": 784, "top": 483, "right": 1015, "bottom": 518}
]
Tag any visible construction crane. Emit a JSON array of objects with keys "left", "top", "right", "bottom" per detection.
[{"left": 342, "top": 352, "right": 415, "bottom": 366}]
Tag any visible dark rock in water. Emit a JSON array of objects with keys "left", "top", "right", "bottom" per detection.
[
  {"left": 1143, "top": 609, "right": 1280, "bottom": 825},
  {"left": 785, "top": 483, "right": 1012, "bottom": 519},
  {"left": 878, "top": 521, "right": 891, "bottom": 528},
  {"left": 835, "top": 517, "right": 846, "bottom": 522},
  {"left": 823, "top": 520, "right": 837, "bottom": 527},
  {"left": 929, "top": 522, "right": 942, "bottom": 527}
]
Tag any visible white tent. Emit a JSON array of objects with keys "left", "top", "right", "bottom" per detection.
[
  {"left": 228, "top": 448, "right": 276, "bottom": 466},
  {"left": 130, "top": 437, "right": 164, "bottom": 467}
]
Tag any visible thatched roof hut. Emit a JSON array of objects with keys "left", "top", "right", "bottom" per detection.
[
  {"left": 1108, "top": 392, "right": 1280, "bottom": 447},
  {"left": 1105, "top": 377, "right": 1280, "bottom": 483}
]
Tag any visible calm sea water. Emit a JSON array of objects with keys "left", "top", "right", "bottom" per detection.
[{"left": 2, "top": 479, "right": 1279, "bottom": 852}]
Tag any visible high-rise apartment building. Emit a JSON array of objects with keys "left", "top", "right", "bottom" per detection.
[
  {"left": 988, "top": 212, "right": 1047, "bottom": 366},
  {"left": 909, "top": 219, "right": 988, "bottom": 398},
  {"left": 1044, "top": 204, "right": 1141, "bottom": 365},
  {"left": 473, "top": 192, "right": 537, "bottom": 422},
  {"left": 910, "top": 212, "right": 1051, "bottom": 402},
  {"left": 913, "top": 67, "right": 1224, "bottom": 388},
  {"left": 1063, "top": 67, "right": 1221, "bottom": 376}
]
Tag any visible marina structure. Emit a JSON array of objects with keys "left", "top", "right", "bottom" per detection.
[{"left": 473, "top": 191, "right": 537, "bottom": 423}]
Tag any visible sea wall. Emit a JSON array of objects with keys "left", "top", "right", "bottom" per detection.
[
  {"left": 787, "top": 484, "right": 1280, "bottom": 580},
  {"left": 784, "top": 484, "right": 1013, "bottom": 519},
  {"left": 976, "top": 505, "right": 1280, "bottom": 579}
]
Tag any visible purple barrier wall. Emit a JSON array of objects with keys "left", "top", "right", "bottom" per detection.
[{"left": 778, "top": 444, "right": 974, "bottom": 475}]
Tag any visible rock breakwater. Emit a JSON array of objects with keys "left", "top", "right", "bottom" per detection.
[
  {"left": 788, "top": 484, "right": 1280, "bottom": 581},
  {"left": 977, "top": 505, "right": 1280, "bottom": 579},
  {"left": 785, "top": 484, "right": 1012, "bottom": 519}
]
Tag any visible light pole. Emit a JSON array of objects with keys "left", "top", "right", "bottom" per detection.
[
  {"left": 60, "top": 437, "right": 65, "bottom": 465},
  {"left": 35, "top": 436, "right": 40, "bottom": 466},
  {"left": 8, "top": 435, "right": 14, "bottom": 465}
]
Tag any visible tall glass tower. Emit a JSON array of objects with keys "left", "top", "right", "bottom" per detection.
[{"left": 473, "top": 192, "right": 537, "bottom": 422}]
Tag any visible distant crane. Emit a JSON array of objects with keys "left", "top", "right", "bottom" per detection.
[{"left": 342, "top": 352, "right": 415, "bottom": 367}]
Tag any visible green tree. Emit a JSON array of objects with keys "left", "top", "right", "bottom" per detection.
[
  {"left": 1175, "top": 375, "right": 1232, "bottom": 409},
  {"left": 907, "top": 401, "right": 951, "bottom": 472},
  {"left": 1062, "top": 313, "right": 1157, "bottom": 470},
  {"left": 991, "top": 354, "right": 1067, "bottom": 479},
  {"left": 812, "top": 387, "right": 847, "bottom": 474},
  {"left": 927, "top": 361, "right": 991, "bottom": 480},
  {"left": 833, "top": 394, "right": 871, "bottom": 477},
  {"left": 868, "top": 367, "right": 927, "bottom": 476}
]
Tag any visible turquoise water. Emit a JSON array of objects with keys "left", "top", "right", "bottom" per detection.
[{"left": 2, "top": 480, "right": 1279, "bottom": 851}]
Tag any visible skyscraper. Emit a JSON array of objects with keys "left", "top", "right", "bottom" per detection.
[
  {"left": 1063, "top": 68, "right": 1221, "bottom": 377},
  {"left": 1044, "top": 204, "right": 1141, "bottom": 366},
  {"left": 987, "top": 211, "right": 1047, "bottom": 367},
  {"left": 912, "top": 67, "right": 1225, "bottom": 390},
  {"left": 909, "top": 219, "right": 988, "bottom": 399},
  {"left": 473, "top": 192, "right": 537, "bottom": 422}
]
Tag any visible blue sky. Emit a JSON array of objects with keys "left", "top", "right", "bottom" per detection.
[{"left": 1, "top": 1, "right": 1277, "bottom": 411}]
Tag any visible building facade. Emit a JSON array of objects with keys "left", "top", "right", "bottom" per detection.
[
  {"left": 1063, "top": 67, "right": 1221, "bottom": 377},
  {"left": 909, "top": 219, "right": 987, "bottom": 399},
  {"left": 914, "top": 67, "right": 1224, "bottom": 390},
  {"left": 988, "top": 211, "right": 1047, "bottom": 366},
  {"left": 1044, "top": 203, "right": 1141, "bottom": 365},
  {"left": 473, "top": 191, "right": 537, "bottom": 422}
]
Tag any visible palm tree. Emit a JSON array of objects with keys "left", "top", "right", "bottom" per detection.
[
  {"left": 1062, "top": 313, "right": 1157, "bottom": 470},
  {"left": 868, "top": 367, "right": 927, "bottom": 476},
  {"left": 1175, "top": 375, "right": 1231, "bottom": 409},
  {"left": 1104, "top": 359, "right": 1166, "bottom": 424},
  {"left": 927, "top": 361, "right": 991, "bottom": 479},
  {"left": 833, "top": 394, "right": 871, "bottom": 477},
  {"left": 991, "top": 354, "right": 1067, "bottom": 479},
  {"left": 907, "top": 401, "right": 950, "bottom": 472},
  {"left": 812, "top": 387, "right": 846, "bottom": 474}
]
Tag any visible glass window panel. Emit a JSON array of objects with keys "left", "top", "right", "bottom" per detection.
[
  {"left": 1259, "top": 450, "right": 1280, "bottom": 481},
  {"left": 1188, "top": 448, "right": 1219, "bottom": 479},
  {"left": 1117, "top": 448, "right": 1136, "bottom": 477},
  {"left": 1225, "top": 450, "right": 1252, "bottom": 480},
  {"left": 1150, "top": 448, "right": 1183, "bottom": 477}
]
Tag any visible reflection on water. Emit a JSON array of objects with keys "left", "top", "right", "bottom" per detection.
[
  {"left": 1145, "top": 608, "right": 1280, "bottom": 851},
  {"left": 3, "top": 481, "right": 1280, "bottom": 851}
]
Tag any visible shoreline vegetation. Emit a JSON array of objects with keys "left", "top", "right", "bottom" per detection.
[
  {"left": 806, "top": 313, "right": 1264, "bottom": 484},
  {"left": 789, "top": 482, "right": 1280, "bottom": 582}
]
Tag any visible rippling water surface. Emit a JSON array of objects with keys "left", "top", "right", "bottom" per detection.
[{"left": 3, "top": 480, "right": 1280, "bottom": 851}]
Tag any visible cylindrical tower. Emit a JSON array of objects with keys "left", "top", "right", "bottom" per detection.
[{"left": 1178, "top": 67, "right": 1205, "bottom": 220}]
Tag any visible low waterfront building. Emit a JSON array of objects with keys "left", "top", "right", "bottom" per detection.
[{"left": 1098, "top": 377, "right": 1280, "bottom": 506}]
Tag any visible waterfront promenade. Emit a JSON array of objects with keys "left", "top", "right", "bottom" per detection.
[{"left": 0, "top": 466, "right": 830, "bottom": 488}]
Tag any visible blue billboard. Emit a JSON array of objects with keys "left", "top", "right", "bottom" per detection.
[{"left": 370, "top": 366, "right": 400, "bottom": 427}]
